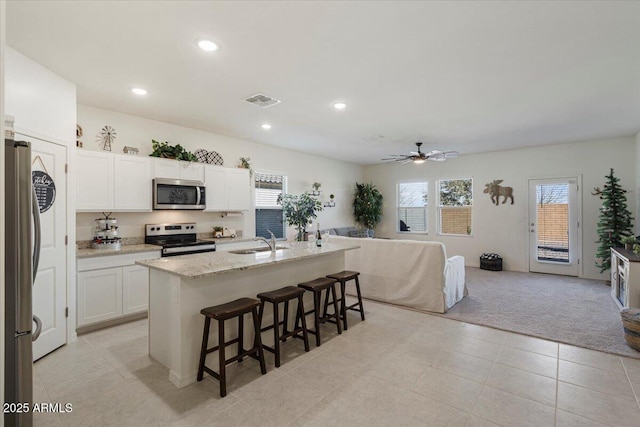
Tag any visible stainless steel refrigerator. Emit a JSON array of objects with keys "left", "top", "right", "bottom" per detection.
[{"left": 4, "top": 138, "right": 42, "bottom": 427}]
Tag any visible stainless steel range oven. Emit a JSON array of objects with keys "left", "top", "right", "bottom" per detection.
[{"left": 145, "top": 223, "right": 216, "bottom": 257}]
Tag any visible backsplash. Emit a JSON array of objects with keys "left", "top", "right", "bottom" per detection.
[{"left": 76, "top": 211, "right": 245, "bottom": 242}]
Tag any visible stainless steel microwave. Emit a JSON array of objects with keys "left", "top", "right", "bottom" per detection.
[{"left": 153, "top": 178, "right": 206, "bottom": 210}]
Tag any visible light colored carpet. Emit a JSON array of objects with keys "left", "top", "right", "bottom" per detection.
[{"left": 441, "top": 267, "right": 640, "bottom": 359}]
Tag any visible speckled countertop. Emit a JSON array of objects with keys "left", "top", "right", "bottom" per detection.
[
  {"left": 135, "top": 241, "right": 360, "bottom": 280},
  {"left": 77, "top": 244, "right": 162, "bottom": 259}
]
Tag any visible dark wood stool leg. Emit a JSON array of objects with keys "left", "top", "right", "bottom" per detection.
[
  {"left": 330, "top": 284, "right": 342, "bottom": 335},
  {"left": 273, "top": 301, "right": 281, "bottom": 367},
  {"left": 355, "top": 276, "right": 365, "bottom": 321},
  {"left": 322, "top": 287, "right": 330, "bottom": 322},
  {"left": 313, "top": 291, "right": 322, "bottom": 346},
  {"left": 297, "top": 294, "right": 310, "bottom": 352},
  {"left": 282, "top": 300, "right": 289, "bottom": 342},
  {"left": 197, "top": 317, "right": 211, "bottom": 382},
  {"left": 238, "top": 312, "right": 244, "bottom": 362},
  {"left": 252, "top": 307, "right": 267, "bottom": 374},
  {"left": 340, "top": 280, "right": 348, "bottom": 330},
  {"left": 218, "top": 319, "right": 227, "bottom": 397}
]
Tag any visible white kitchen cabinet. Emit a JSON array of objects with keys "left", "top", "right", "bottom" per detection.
[
  {"left": 77, "top": 151, "right": 152, "bottom": 212},
  {"left": 76, "top": 250, "right": 160, "bottom": 328},
  {"left": 204, "top": 166, "right": 228, "bottom": 211},
  {"left": 204, "top": 166, "right": 251, "bottom": 211},
  {"left": 153, "top": 158, "right": 204, "bottom": 181},
  {"left": 76, "top": 150, "right": 114, "bottom": 211},
  {"left": 122, "top": 265, "right": 149, "bottom": 315},
  {"left": 77, "top": 268, "right": 123, "bottom": 326},
  {"left": 179, "top": 161, "right": 205, "bottom": 181},
  {"left": 114, "top": 155, "right": 152, "bottom": 211},
  {"left": 227, "top": 168, "right": 251, "bottom": 211}
]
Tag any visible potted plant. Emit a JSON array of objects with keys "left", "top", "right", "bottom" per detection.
[
  {"left": 278, "top": 192, "right": 323, "bottom": 241},
  {"left": 312, "top": 182, "right": 321, "bottom": 196},
  {"left": 238, "top": 157, "right": 251, "bottom": 170},
  {"left": 213, "top": 226, "right": 224, "bottom": 238},
  {"left": 149, "top": 139, "right": 197, "bottom": 161},
  {"left": 622, "top": 236, "right": 636, "bottom": 250},
  {"left": 353, "top": 182, "right": 383, "bottom": 237}
]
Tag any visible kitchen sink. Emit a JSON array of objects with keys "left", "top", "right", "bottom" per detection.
[{"left": 229, "top": 246, "right": 288, "bottom": 255}]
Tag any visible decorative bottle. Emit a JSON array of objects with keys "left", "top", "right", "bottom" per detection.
[{"left": 316, "top": 223, "right": 323, "bottom": 247}]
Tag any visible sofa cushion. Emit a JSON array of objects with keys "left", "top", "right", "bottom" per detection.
[{"left": 348, "top": 229, "right": 370, "bottom": 238}]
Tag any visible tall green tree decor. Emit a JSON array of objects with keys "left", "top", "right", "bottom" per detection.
[
  {"left": 595, "top": 168, "right": 634, "bottom": 273},
  {"left": 353, "top": 183, "right": 383, "bottom": 234}
]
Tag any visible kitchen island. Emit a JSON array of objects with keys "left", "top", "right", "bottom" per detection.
[{"left": 136, "top": 241, "right": 360, "bottom": 387}]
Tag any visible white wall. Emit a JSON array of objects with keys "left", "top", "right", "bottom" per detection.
[
  {"left": 1, "top": 1, "right": 6, "bottom": 421},
  {"left": 364, "top": 136, "right": 636, "bottom": 280},
  {"left": 636, "top": 130, "right": 640, "bottom": 235},
  {"left": 77, "top": 104, "right": 363, "bottom": 240}
]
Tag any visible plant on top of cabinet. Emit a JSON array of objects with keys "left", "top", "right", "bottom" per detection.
[
  {"left": 238, "top": 157, "right": 251, "bottom": 170},
  {"left": 149, "top": 139, "right": 197, "bottom": 161}
]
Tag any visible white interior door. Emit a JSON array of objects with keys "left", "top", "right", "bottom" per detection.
[
  {"left": 28, "top": 135, "right": 67, "bottom": 360},
  {"left": 529, "top": 177, "right": 580, "bottom": 276}
]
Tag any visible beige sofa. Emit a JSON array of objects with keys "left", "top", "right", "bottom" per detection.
[{"left": 326, "top": 235, "right": 467, "bottom": 313}]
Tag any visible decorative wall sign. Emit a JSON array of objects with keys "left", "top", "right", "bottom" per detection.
[
  {"left": 483, "top": 180, "right": 514, "bottom": 205},
  {"left": 31, "top": 156, "right": 56, "bottom": 213}
]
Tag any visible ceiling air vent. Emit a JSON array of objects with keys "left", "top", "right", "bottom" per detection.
[{"left": 245, "top": 93, "right": 281, "bottom": 108}]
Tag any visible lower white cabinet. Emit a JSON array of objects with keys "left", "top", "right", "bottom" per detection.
[
  {"left": 77, "top": 250, "right": 159, "bottom": 327},
  {"left": 122, "top": 265, "right": 150, "bottom": 315},
  {"left": 77, "top": 268, "right": 123, "bottom": 326}
]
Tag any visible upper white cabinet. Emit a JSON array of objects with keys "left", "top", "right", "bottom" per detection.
[
  {"left": 76, "top": 151, "right": 151, "bottom": 212},
  {"left": 227, "top": 168, "right": 251, "bottom": 211},
  {"left": 76, "top": 151, "right": 249, "bottom": 212},
  {"left": 114, "top": 155, "right": 151, "bottom": 210},
  {"left": 76, "top": 151, "right": 115, "bottom": 211},
  {"left": 204, "top": 166, "right": 250, "bottom": 211},
  {"left": 153, "top": 158, "right": 204, "bottom": 181}
]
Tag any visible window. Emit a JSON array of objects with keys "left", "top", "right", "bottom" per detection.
[
  {"left": 397, "top": 182, "right": 428, "bottom": 233},
  {"left": 255, "top": 172, "right": 287, "bottom": 239},
  {"left": 438, "top": 178, "right": 472, "bottom": 235}
]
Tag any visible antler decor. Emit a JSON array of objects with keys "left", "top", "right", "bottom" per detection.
[{"left": 591, "top": 187, "right": 602, "bottom": 196}]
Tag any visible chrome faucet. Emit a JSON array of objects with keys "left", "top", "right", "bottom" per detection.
[{"left": 255, "top": 230, "right": 277, "bottom": 253}]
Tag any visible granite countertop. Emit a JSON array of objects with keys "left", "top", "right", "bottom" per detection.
[
  {"left": 136, "top": 241, "right": 360, "bottom": 280},
  {"left": 77, "top": 244, "right": 162, "bottom": 259}
]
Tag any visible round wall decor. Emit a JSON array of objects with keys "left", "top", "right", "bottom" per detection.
[
  {"left": 32, "top": 170, "right": 56, "bottom": 213},
  {"left": 206, "top": 151, "right": 224, "bottom": 166}
]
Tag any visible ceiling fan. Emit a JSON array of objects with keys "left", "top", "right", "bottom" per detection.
[{"left": 382, "top": 142, "right": 459, "bottom": 164}]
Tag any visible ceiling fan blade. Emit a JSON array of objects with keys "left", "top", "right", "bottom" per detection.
[
  {"left": 409, "top": 151, "right": 421, "bottom": 155},
  {"left": 382, "top": 157, "right": 405, "bottom": 161},
  {"left": 427, "top": 155, "right": 447, "bottom": 162},
  {"left": 423, "top": 150, "right": 444, "bottom": 156},
  {"left": 443, "top": 151, "right": 459, "bottom": 158},
  {"left": 400, "top": 159, "right": 413, "bottom": 164}
]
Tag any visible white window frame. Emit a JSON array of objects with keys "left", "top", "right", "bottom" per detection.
[
  {"left": 396, "top": 181, "right": 428, "bottom": 234},
  {"left": 437, "top": 178, "right": 473, "bottom": 237}
]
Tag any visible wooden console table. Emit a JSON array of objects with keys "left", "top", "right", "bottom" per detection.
[{"left": 610, "top": 247, "right": 640, "bottom": 309}]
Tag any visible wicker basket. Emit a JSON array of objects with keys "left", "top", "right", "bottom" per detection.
[
  {"left": 621, "top": 308, "right": 640, "bottom": 351},
  {"left": 480, "top": 253, "right": 503, "bottom": 271}
]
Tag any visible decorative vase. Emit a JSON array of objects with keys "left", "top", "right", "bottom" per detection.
[{"left": 626, "top": 243, "right": 634, "bottom": 250}]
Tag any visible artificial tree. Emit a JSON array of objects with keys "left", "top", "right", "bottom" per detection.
[
  {"left": 353, "top": 182, "right": 383, "bottom": 235},
  {"left": 278, "top": 192, "right": 323, "bottom": 241},
  {"left": 595, "top": 168, "right": 634, "bottom": 273}
]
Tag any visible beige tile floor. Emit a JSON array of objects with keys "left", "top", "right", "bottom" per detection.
[{"left": 32, "top": 298, "right": 640, "bottom": 427}]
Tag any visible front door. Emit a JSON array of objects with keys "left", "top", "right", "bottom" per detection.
[
  {"left": 27, "top": 135, "right": 68, "bottom": 360},
  {"left": 529, "top": 177, "right": 580, "bottom": 276}
]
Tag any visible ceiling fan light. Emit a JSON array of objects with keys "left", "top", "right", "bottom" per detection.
[{"left": 413, "top": 158, "right": 426, "bottom": 164}]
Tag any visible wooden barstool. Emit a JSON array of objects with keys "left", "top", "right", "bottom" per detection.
[
  {"left": 326, "top": 270, "right": 365, "bottom": 330},
  {"left": 296, "top": 277, "right": 342, "bottom": 346},
  {"left": 257, "top": 286, "right": 310, "bottom": 367},
  {"left": 197, "top": 297, "right": 267, "bottom": 397}
]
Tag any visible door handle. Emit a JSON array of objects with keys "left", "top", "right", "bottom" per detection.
[
  {"left": 32, "top": 186, "right": 42, "bottom": 283},
  {"left": 32, "top": 315, "right": 42, "bottom": 341}
]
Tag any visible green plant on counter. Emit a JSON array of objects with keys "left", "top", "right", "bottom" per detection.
[
  {"left": 213, "top": 226, "right": 224, "bottom": 232},
  {"left": 278, "top": 192, "right": 323, "bottom": 241},
  {"left": 149, "top": 139, "right": 197, "bottom": 162},
  {"left": 622, "top": 236, "right": 636, "bottom": 245},
  {"left": 634, "top": 244, "right": 640, "bottom": 257}
]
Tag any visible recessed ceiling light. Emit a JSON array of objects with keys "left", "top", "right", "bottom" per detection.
[
  {"left": 261, "top": 124, "right": 272, "bottom": 130},
  {"left": 131, "top": 88, "right": 148, "bottom": 96},
  {"left": 197, "top": 39, "right": 219, "bottom": 52},
  {"left": 333, "top": 102, "right": 347, "bottom": 110}
]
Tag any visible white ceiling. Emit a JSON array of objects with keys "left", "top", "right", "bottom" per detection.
[{"left": 7, "top": 1, "right": 640, "bottom": 165}]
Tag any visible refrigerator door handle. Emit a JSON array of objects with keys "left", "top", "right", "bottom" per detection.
[
  {"left": 32, "top": 185, "right": 41, "bottom": 283},
  {"left": 32, "top": 314, "right": 42, "bottom": 341}
]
